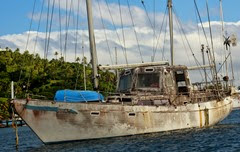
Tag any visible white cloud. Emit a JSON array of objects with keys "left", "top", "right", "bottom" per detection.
[{"left": 1, "top": 0, "right": 240, "bottom": 85}]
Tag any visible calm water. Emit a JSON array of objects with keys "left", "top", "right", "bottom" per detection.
[{"left": 1, "top": 110, "right": 240, "bottom": 152}]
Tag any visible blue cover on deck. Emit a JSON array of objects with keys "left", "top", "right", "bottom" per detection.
[{"left": 54, "top": 90, "right": 104, "bottom": 102}]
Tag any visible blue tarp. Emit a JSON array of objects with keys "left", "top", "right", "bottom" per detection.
[{"left": 54, "top": 90, "right": 104, "bottom": 102}]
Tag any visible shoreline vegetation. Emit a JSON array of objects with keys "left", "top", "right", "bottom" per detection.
[{"left": 0, "top": 48, "right": 116, "bottom": 120}]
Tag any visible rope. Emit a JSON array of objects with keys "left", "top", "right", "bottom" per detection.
[{"left": 126, "top": 0, "right": 143, "bottom": 63}]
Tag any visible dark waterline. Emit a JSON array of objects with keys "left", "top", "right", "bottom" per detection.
[{"left": 1, "top": 110, "right": 240, "bottom": 152}]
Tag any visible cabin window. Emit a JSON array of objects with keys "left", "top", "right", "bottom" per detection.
[
  {"left": 137, "top": 73, "right": 160, "bottom": 88},
  {"left": 118, "top": 73, "right": 132, "bottom": 91}
]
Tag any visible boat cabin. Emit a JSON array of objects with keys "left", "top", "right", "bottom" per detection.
[{"left": 107, "top": 65, "right": 192, "bottom": 105}]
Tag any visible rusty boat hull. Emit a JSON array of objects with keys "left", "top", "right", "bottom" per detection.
[{"left": 14, "top": 97, "right": 232, "bottom": 144}]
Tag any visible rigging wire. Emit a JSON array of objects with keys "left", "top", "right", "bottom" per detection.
[
  {"left": 141, "top": 0, "right": 158, "bottom": 60},
  {"left": 26, "top": 0, "right": 46, "bottom": 93},
  {"left": 46, "top": 0, "right": 56, "bottom": 58},
  {"left": 173, "top": 7, "right": 210, "bottom": 81},
  {"left": 153, "top": 0, "right": 156, "bottom": 62},
  {"left": 74, "top": 0, "right": 81, "bottom": 90},
  {"left": 206, "top": 0, "right": 221, "bottom": 94},
  {"left": 33, "top": 0, "right": 44, "bottom": 55},
  {"left": 141, "top": 0, "right": 154, "bottom": 33},
  {"left": 161, "top": 17, "right": 168, "bottom": 61},
  {"left": 174, "top": 13, "right": 192, "bottom": 66},
  {"left": 74, "top": 0, "right": 80, "bottom": 62},
  {"left": 173, "top": 8, "right": 204, "bottom": 80},
  {"left": 97, "top": 0, "right": 113, "bottom": 65},
  {"left": 25, "top": 0, "right": 37, "bottom": 51},
  {"left": 194, "top": 8, "right": 202, "bottom": 48},
  {"left": 219, "top": 0, "right": 226, "bottom": 76},
  {"left": 206, "top": 0, "right": 216, "bottom": 63},
  {"left": 193, "top": 0, "right": 209, "bottom": 47},
  {"left": 194, "top": 1, "right": 217, "bottom": 85},
  {"left": 64, "top": 0, "right": 73, "bottom": 61},
  {"left": 126, "top": 0, "right": 144, "bottom": 63},
  {"left": 118, "top": 0, "right": 128, "bottom": 64},
  {"left": 152, "top": 7, "right": 167, "bottom": 61},
  {"left": 104, "top": 0, "right": 126, "bottom": 58},
  {"left": 44, "top": 0, "right": 51, "bottom": 59},
  {"left": 58, "top": 0, "right": 63, "bottom": 57},
  {"left": 64, "top": 0, "right": 68, "bottom": 60}
]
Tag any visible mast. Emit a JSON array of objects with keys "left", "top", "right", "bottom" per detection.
[
  {"left": 167, "top": 0, "right": 174, "bottom": 66},
  {"left": 86, "top": 0, "right": 99, "bottom": 89}
]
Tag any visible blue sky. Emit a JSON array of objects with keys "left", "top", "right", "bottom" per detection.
[
  {"left": 0, "top": 0, "right": 239, "bottom": 83},
  {"left": 0, "top": 0, "right": 239, "bottom": 36}
]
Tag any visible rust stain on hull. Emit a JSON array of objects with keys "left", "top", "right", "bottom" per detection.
[
  {"left": 13, "top": 97, "right": 233, "bottom": 144},
  {"left": 204, "top": 108, "right": 209, "bottom": 126},
  {"left": 199, "top": 110, "right": 202, "bottom": 128}
]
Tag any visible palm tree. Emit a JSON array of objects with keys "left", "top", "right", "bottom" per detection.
[
  {"left": 76, "top": 57, "right": 80, "bottom": 63},
  {"left": 54, "top": 51, "right": 58, "bottom": 60}
]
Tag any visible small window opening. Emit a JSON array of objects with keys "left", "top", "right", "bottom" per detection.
[
  {"left": 129, "top": 113, "right": 136, "bottom": 116},
  {"left": 90, "top": 111, "right": 100, "bottom": 116},
  {"left": 145, "top": 68, "right": 154, "bottom": 72}
]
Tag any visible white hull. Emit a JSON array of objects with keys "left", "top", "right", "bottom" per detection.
[{"left": 14, "top": 97, "right": 233, "bottom": 144}]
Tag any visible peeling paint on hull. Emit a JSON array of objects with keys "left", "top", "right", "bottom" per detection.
[{"left": 14, "top": 97, "right": 233, "bottom": 144}]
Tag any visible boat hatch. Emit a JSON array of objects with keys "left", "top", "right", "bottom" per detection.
[
  {"left": 118, "top": 71, "right": 132, "bottom": 92},
  {"left": 175, "top": 70, "right": 189, "bottom": 95}
]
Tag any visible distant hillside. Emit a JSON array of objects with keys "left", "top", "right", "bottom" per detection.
[{"left": 0, "top": 48, "right": 116, "bottom": 99}]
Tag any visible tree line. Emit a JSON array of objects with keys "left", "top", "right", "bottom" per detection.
[{"left": 0, "top": 48, "right": 116, "bottom": 119}]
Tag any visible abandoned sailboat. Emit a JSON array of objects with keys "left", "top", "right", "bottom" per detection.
[{"left": 13, "top": 0, "right": 232, "bottom": 144}]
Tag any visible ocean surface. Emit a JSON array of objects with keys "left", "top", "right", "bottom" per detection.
[{"left": 1, "top": 110, "right": 240, "bottom": 152}]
